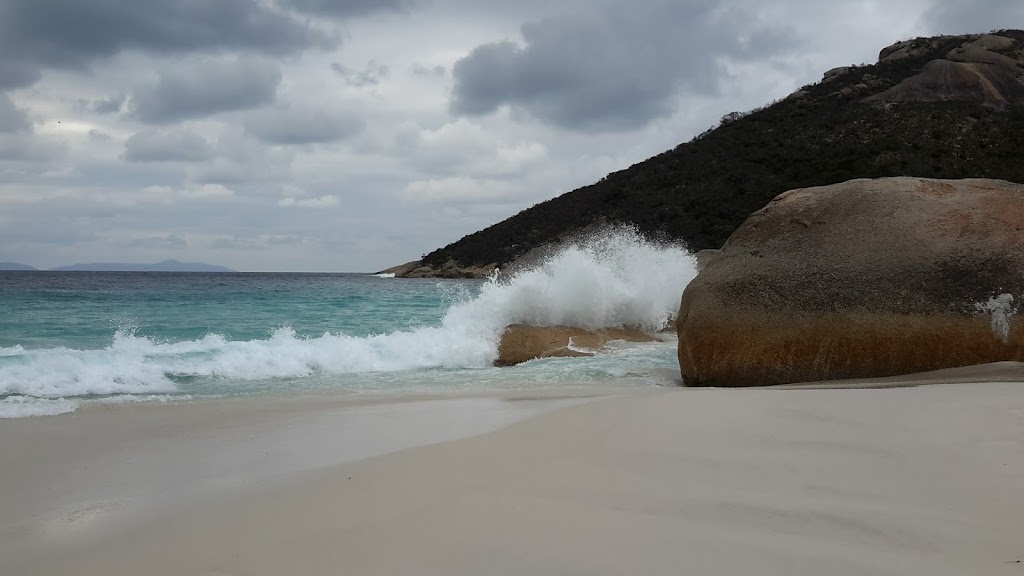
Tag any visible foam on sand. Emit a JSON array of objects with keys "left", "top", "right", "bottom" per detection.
[{"left": 0, "top": 396, "right": 79, "bottom": 418}]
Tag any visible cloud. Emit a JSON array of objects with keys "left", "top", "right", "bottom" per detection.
[
  {"left": 141, "top": 184, "right": 235, "bottom": 203},
  {"left": 131, "top": 57, "right": 282, "bottom": 123},
  {"left": 208, "top": 234, "right": 307, "bottom": 250},
  {"left": 244, "top": 106, "right": 365, "bottom": 144},
  {"left": 0, "top": 210, "right": 98, "bottom": 245},
  {"left": 278, "top": 194, "right": 339, "bottom": 208},
  {"left": 411, "top": 63, "right": 447, "bottom": 78},
  {"left": 89, "top": 94, "right": 127, "bottom": 115},
  {"left": 0, "top": 94, "right": 31, "bottom": 133},
  {"left": 16, "top": 183, "right": 235, "bottom": 209},
  {"left": 401, "top": 176, "right": 520, "bottom": 203},
  {"left": 0, "top": 95, "right": 67, "bottom": 162},
  {"left": 924, "top": 0, "right": 1024, "bottom": 34},
  {"left": 121, "top": 234, "right": 188, "bottom": 249},
  {"left": 0, "top": 61, "right": 42, "bottom": 91},
  {"left": 450, "top": 0, "right": 793, "bottom": 131},
  {"left": 406, "top": 119, "right": 547, "bottom": 177},
  {"left": 0, "top": 0, "right": 329, "bottom": 90},
  {"left": 281, "top": 0, "right": 409, "bottom": 17},
  {"left": 193, "top": 126, "right": 296, "bottom": 186},
  {"left": 88, "top": 129, "right": 113, "bottom": 142},
  {"left": 331, "top": 61, "right": 390, "bottom": 87},
  {"left": 0, "top": 133, "right": 66, "bottom": 162},
  {"left": 123, "top": 129, "right": 213, "bottom": 162}
]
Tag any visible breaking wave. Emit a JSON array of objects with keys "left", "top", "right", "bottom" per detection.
[{"left": 0, "top": 228, "right": 697, "bottom": 412}]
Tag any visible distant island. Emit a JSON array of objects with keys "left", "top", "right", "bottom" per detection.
[
  {"left": 51, "top": 260, "right": 235, "bottom": 272},
  {"left": 0, "top": 259, "right": 234, "bottom": 272},
  {"left": 0, "top": 262, "right": 36, "bottom": 271}
]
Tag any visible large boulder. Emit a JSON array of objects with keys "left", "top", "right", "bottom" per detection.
[
  {"left": 677, "top": 177, "right": 1024, "bottom": 387},
  {"left": 497, "top": 325, "right": 657, "bottom": 367}
]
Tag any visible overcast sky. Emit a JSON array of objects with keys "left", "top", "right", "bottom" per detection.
[{"left": 0, "top": 0, "right": 1018, "bottom": 271}]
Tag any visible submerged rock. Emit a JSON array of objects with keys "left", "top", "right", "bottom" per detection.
[
  {"left": 497, "top": 325, "right": 657, "bottom": 367},
  {"left": 677, "top": 177, "right": 1024, "bottom": 387}
]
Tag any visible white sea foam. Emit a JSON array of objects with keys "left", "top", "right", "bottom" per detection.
[
  {"left": 91, "top": 394, "right": 194, "bottom": 405},
  {"left": 0, "top": 396, "right": 79, "bottom": 418},
  {"left": 450, "top": 228, "right": 696, "bottom": 332},
  {"left": 0, "top": 228, "right": 697, "bottom": 407},
  {"left": 978, "top": 293, "right": 1017, "bottom": 343},
  {"left": 0, "top": 394, "right": 197, "bottom": 418},
  {"left": 372, "top": 273, "right": 396, "bottom": 278}
]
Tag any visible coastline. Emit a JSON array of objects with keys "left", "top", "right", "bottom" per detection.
[{"left": 3, "top": 374, "right": 1023, "bottom": 575}]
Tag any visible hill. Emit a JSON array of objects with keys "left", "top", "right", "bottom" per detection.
[
  {"left": 389, "top": 31, "right": 1024, "bottom": 277},
  {"left": 0, "top": 262, "right": 36, "bottom": 271},
  {"left": 50, "top": 260, "right": 234, "bottom": 272}
]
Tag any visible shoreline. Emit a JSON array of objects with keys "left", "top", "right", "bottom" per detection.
[
  {"left": 3, "top": 374, "right": 1023, "bottom": 575},
  {"left": 0, "top": 386, "right": 636, "bottom": 572},
  {"left": 0, "top": 388, "right": 617, "bottom": 518}
]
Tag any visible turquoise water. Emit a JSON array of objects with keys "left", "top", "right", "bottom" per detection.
[
  {"left": 0, "top": 272, "right": 473, "bottom": 349},
  {"left": 0, "top": 231, "right": 697, "bottom": 417}
]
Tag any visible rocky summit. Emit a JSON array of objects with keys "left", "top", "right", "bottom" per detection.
[
  {"left": 676, "top": 177, "right": 1024, "bottom": 387},
  {"left": 867, "top": 34, "right": 1024, "bottom": 106}
]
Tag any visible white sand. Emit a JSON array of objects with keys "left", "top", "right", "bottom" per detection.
[{"left": 2, "top": 380, "right": 1023, "bottom": 575}]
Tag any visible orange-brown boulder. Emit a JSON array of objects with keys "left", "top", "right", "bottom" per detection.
[
  {"left": 497, "top": 325, "right": 657, "bottom": 367},
  {"left": 677, "top": 177, "right": 1024, "bottom": 387}
]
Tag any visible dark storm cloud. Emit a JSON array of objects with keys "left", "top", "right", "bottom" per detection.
[
  {"left": 0, "top": 0, "right": 331, "bottom": 90},
  {"left": 281, "top": 0, "right": 409, "bottom": 18},
  {"left": 0, "top": 94, "right": 31, "bottom": 133},
  {"left": 131, "top": 59, "right": 282, "bottom": 123},
  {"left": 925, "top": 0, "right": 1024, "bottom": 34},
  {"left": 123, "top": 129, "right": 213, "bottom": 163},
  {"left": 450, "top": 0, "right": 793, "bottom": 131},
  {"left": 244, "top": 107, "right": 366, "bottom": 145},
  {"left": 0, "top": 62, "right": 41, "bottom": 92}
]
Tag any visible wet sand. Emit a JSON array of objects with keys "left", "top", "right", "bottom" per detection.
[{"left": 2, "top": 372, "right": 1023, "bottom": 575}]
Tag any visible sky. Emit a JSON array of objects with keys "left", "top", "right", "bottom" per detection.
[{"left": 0, "top": 0, "right": 1019, "bottom": 271}]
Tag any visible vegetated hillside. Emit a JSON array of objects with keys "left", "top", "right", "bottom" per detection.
[{"left": 418, "top": 31, "right": 1024, "bottom": 271}]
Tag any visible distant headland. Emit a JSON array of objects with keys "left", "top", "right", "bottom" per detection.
[
  {"left": 0, "top": 260, "right": 234, "bottom": 272},
  {"left": 0, "top": 262, "right": 36, "bottom": 271}
]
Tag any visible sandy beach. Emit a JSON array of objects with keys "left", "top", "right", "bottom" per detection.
[{"left": 2, "top": 376, "right": 1023, "bottom": 576}]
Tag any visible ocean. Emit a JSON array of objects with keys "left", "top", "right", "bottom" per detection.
[{"left": 0, "top": 231, "right": 697, "bottom": 418}]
